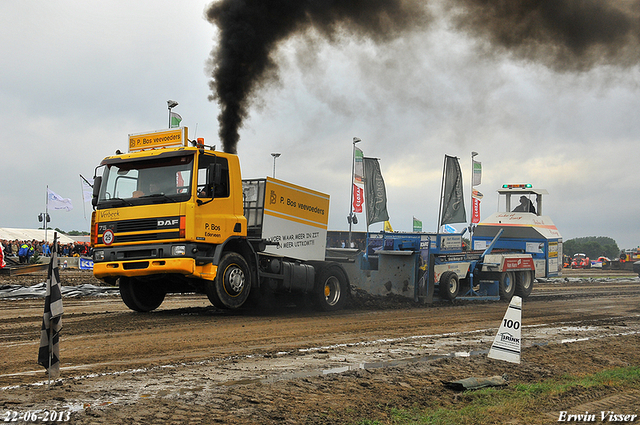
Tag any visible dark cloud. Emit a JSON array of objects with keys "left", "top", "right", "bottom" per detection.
[
  {"left": 450, "top": 0, "right": 640, "bottom": 71},
  {"left": 206, "top": 0, "right": 640, "bottom": 153}
]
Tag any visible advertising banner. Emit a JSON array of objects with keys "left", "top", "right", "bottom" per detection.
[
  {"left": 262, "top": 178, "right": 330, "bottom": 261},
  {"left": 363, "top": 157, "right": 389, "bottom": 226},
  {"left": 413, "top": 217, "right": 422, "bottom": 232},
  {"left": 353, "top": 184, "right": 364, "bottom": 213},
  {"left": 473, "top": 160, "right": 482, "bottom": 186},
  {"left": 354, "top": 147, "right": 364, "bottom": 184},
  {"left": 128, "top": 127, "right": 188, "bottom": 152},
  {"left": 440, "top": 155, "right": 466, "bottom": 225},
  {"left": 472, "top": 197, "right": 481, "bottom": 224},
  {"left": 79, "top": 258, "right": 94, "bottom": 270}
]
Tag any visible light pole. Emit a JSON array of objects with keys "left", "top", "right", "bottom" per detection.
[
  {"left": 348, "top": 137, "right": 362, "bottom": 247},
  {"left": 167, "top": 100, "right": 178, "bottom": 128},
  {"left": 271, "top": 153, "right": 281, "bottom": 178}
]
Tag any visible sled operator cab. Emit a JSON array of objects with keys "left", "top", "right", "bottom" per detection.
[{"left": 473, "top": 184, "right": 563, "bottom": 278}]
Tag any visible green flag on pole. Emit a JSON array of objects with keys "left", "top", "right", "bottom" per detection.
[
  {"left": 413, "top": 217, "right": 422, "bottom": 232},
  {"left": 170, "top": 112, "right": 182, "bottom": 128}
]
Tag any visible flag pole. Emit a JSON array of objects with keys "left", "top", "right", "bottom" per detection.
[
  {"left": 45, "top": 186, "right": 49, "bottom": 243},
  {"left": 436, "top": 156, "right": 447, "bottom": 235},
  {"left": 79, "top": 174, "right": 93, "bottom": 221},
  {"left": 80, "top": 176, "right": 86, "bottom": 221}
]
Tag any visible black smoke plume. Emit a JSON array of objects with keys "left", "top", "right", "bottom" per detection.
[
  {"left": 206, "top": 0, "right": 430, "bottom": 153},
  {"left": 451, "top": 0, "right": 640, "bottom": 71},
  {"left": 206, "top": 0, "right": 640, "bottom": 153}
]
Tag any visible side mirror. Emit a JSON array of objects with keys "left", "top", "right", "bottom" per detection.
[{"left": 91, "top": 176, "right": 102, "bottom": 207}]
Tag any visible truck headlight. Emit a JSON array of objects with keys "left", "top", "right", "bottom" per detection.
[
  {"left": 172, "top": 245, "right": 186, "bottom": 256},
  {"left": 95, "top": 250, "right": 105, "bottom": 261}
]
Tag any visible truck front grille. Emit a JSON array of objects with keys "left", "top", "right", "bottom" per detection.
[{"left": 97, "top": 216, "right": 182, "bottom": 245}]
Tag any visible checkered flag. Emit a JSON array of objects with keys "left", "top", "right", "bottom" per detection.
[{"left": 37, "top": 233, "right": 64, "bottom": 379}]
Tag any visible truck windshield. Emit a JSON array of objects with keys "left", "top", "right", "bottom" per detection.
[{"left": 97, "top": 155, "right": 193, "bottom": 207}]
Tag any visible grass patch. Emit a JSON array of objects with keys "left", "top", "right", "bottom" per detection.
[{"left": 353, "top": 366, "right": 640, "bottom": 425}]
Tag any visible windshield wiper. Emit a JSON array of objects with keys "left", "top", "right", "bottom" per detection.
[
  {"left": 102, "top": 197, "right": 132, "bottom": 206},
  {"left": 139, "top": 193, "right": 179, "bottom": 203}
]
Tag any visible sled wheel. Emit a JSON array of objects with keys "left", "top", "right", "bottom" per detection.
[
  {"left": 314, "top": 265, "right": 348, "bottom": 311},
  {"left": 119, "top": 276, "right": 165, "bottom": 312},
  {"left": 498, "top": 271, "right": 516, "bottom": 300},
  {"left": 439, "top": 271, "right": 460, "bottom": 301},
  {"left": 515, "top": 270, "right": 534, "bottom": 298}
]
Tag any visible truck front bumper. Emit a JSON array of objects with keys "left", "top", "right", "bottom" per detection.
[{"left": 93, "top": 257, "right": 218, "bottom": 281}]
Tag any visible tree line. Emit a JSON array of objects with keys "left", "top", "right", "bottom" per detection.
[{"left": 563, "top": 236, "right": 621, "bottom": 260}]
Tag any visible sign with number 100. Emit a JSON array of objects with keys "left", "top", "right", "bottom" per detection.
[{"left": 503, "top": 319, "right": 520, "bottom": 329}]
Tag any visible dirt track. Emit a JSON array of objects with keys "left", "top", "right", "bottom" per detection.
[{"left": 2, "top": 270, "right": 640, "bottom": 424}]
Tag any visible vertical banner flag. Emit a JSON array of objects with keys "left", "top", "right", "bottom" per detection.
[
  {"left": 363, "top": 157, "right": 390, "bottom": 226},
  {"left": 440, "top": 155, "right": 466, "bottom": 225},
  {"left": 473, "top": 160, "right": 482, "bottom": 186},
  {"left": 472, "top": 198, "right": 481, "bottom": 224},
  {"left": 352, "top": 184, "right": 364, "bottom": 213},
  {"left": 472, "top": 189, "right": 483, "bottom": 224},
  {"left": 354, "top": 147, "right": 364, "bottom": 184},
  {"left": 170, "top": 112, "right": 182, "bottom": 128},
  {"left": 413, "top": 217, "right": 422, "bottom": 232},
  {"left": 488, "top": 296, "right": 522, "bottom": 364},
  {"left": 38, "top": 235, "right": 64, "bottom": 379},
  {"left": 0, "top": 242, "right": 5, "bottom": 268},
  {"left": 47, "top": 188, "right": 73, "bottom": 212}
]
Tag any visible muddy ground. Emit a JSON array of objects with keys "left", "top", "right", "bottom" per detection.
[{"left": 1, "top": 269, "right": 640, "bottom": 424}]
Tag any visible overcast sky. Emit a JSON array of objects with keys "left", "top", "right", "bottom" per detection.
[{"left": 1, "top": 1, "right": 639, "bottom": 250}]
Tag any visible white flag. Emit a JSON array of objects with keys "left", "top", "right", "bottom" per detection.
[
  {"left": 81, "top": 178, "right": 93, "bottom": 203},
  {"left": 488, "top": 296, "right": 522, "bottom": 364},
  {"left": 47, "top": 188, "right": 73, "bottom": 212}
]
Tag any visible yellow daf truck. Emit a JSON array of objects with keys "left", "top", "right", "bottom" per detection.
[{"left": 91, "top": 127, "right": 349, "bottom": 312}]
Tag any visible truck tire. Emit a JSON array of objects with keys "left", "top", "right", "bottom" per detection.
[
  {"left": 206, "top": 252, "right": 251, "bottom": 309},
  {"left": 313, "top": 265, "right": 348, "bottom": 311},
  {"left": 438, "top": 271, "right": 460, "bottom": 301},
  {"left": 498, "top": 271, "right": 516, "bottom": 300},
  {"left": 515, "top": 270, "right": 534, "bottom": 298},
  {"left": 119, "top": 276, "right": 165, "bottom": 312}
]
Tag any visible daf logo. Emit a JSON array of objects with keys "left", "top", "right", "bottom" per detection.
[{"left": 158, "top": 219, "right": 179, "bottom": 227}]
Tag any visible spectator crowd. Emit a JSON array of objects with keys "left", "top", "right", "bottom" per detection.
[{"left": 1, "top": 239, "right": 92, "bottom": 264}]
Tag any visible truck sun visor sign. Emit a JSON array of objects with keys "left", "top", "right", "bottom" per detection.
[{"left": 129, "top": 127, "right": 188, "bottom": 152}]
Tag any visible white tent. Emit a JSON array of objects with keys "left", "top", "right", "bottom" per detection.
[{"left": 0, "top": 228, "right": 78, "bottom": 244}]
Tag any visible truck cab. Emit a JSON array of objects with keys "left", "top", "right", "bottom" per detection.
[{"left": 91, "top": 127, "right": 349, "bottom": 313}]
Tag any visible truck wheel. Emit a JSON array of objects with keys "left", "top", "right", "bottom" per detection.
[
  {"left": 119, "top": 276, "right": 165, "bottom": 312},
  {"left": 498, "top": 271, "right": 516, "bottom": 300},
  {"left": 207, "top": 252, "right": 251, "bottom": 309},
  {"left": 314, "top": 265, "right": 348, "bottom": 311},
  {"left": 515, "top": 270, "right": 534, "bottom": 298},
  {"left": 438, "top": 271, "right": 460, "bottom": 301}
]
